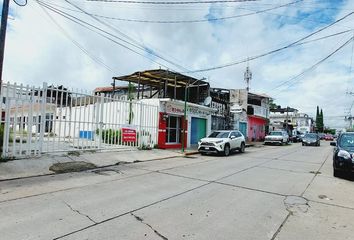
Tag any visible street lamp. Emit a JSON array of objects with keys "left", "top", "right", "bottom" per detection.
[{"left": 181, "top": 78, "right": 206, "bottom": 153}]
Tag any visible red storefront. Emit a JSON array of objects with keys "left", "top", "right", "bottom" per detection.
[
  {"left": 158, "top": 112, "right": 188, "bottom": 149},
  {"left": 247, "top": 115, "right": 267, "bottom": 142},
  {"left": 155, "top": 100, "right": 214, "bottom": 149}
]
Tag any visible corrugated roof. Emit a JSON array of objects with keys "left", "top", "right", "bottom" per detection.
[{"left": 113, "top": 69, "right": 208, "bottom": 88}]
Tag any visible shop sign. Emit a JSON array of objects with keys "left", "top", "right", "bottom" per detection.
[
  {"left": 122, "top": 128, "right": 136, "bottom": 142},
  {"left": 165, "top": 102, "right": 211, "bottom": 117}
]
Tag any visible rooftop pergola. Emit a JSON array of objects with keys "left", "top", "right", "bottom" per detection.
[{"left": 113, "top": 69, "right": 210, "bottom": 104}]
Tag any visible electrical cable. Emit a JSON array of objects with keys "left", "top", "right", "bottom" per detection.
[
  {"left": 271, "top": 36, "right": 354, "bottom": 95},
  {"left": 43, "top": 0, "right": 301, "bottom": 24},
  {"left": 13, "top": 0, "right": 27, "bottom": 7},
  {"left": 86, "top": 0, "right": 258, "bottom": 5},
  {"left": 37, "top": 3, "right": 116, "bottom": 74},
  {"left": 63, "top": 0, "right": 201, "bottom": 75},
  {"left": 36, "top": 1, "right": 173, "bottom": 70},
  {"left": 185, "top": 11, "right": 354, "bottom": 73}
]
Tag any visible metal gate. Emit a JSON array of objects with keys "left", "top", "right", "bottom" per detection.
[{"left": 0, "top": 82, "right": 159, "bottom": 158}]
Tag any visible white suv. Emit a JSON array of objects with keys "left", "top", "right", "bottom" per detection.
[
  {"left": 198, "top": 130, "right": 246, "bottom": 156},
  {"left": 264, "top": 130, "right": 289, "bottom": 145}
]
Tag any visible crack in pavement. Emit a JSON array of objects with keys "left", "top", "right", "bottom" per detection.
[
  {"left": 53, "top": 182, "right": 211, "bottom": 239},
  {"left": 131, "top": 213, "right": 168, "bottom": 240},
  {"left": 269, "top": 147, "right": 331, "bottom": 240},
  {"left": 63, "top": 201, "right": 97, "bottom": 224},
  {"left": 0, "top": 171, "right": 153, "bottom": 204}
]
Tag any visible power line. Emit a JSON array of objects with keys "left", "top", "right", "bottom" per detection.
[
  {"left": 86, "top": 0, "right": 258, "bottom": 5},
  {"left": 271, "top": 36, "right": 354, "bottom": 94},
  {"left": 37, "top": 3, "right": 116, "bottom": 74},
  {"left": 45, "top": 0, "right": 301, "bottom": 24},
  {"left": 63, "top": 0, "right": 197, "bottom": 74},
  {"left": 186, "top": 11, "right": 354, "bottom": 73},
  {"left": 36, "top": 1, "right": 173, "bottom": 70}
]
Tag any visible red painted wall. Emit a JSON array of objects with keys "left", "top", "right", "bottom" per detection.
[
  {"left": 158, "top": 112, "right": 187, "bottom": 149},
  {"left": 248, "top": 116, "right": 267, "bottom": 142}
]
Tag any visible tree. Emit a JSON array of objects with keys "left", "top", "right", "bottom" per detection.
[
  {"left": 316, "top": 106, "right": 320, "bottom": 131},
  {"left": 269, "top": 99, "right": 277, "bottom": 110},
  {"left": 127, "top": 82, "right": 135, "bottom": 125},
  {"left": 318, "top": 108, "right": 324, "bottom": 132}
]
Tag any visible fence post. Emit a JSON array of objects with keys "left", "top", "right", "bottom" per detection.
[
  {"left": 138, "top": 102, "right": 142, "bottom": 148},
  {"left": 2, "top": 82, "right": 10, "bottom": 157},
  {"left": 98, "top": 93, "right": 104, "bottom": 149},
  {"left": 38, "top": 82, "right": 47, "bottom": 155}
]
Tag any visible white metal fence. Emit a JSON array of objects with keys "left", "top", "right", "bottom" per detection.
[{"left": 0, "top": 82, "right": 159, "bottom": 158}]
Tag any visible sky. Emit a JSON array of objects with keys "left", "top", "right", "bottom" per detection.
[{"left": 2, "top": 0, "right": 354, "bottom": 129}]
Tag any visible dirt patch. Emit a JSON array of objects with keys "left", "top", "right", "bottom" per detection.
[{"left": 49, "top": 161, "right": 97, "bottom": 173}]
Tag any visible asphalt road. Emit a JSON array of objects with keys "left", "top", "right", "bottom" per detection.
[{"left": 1, "top": 142, "right": 354, "bottom": 240}]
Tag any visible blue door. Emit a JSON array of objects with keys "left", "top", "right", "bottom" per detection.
[
  {"left": 191, "top": 117, "right": 207, "bottom": 144},
  {"left": 239, "top": 122, "right": 247, "bottom": 139}
]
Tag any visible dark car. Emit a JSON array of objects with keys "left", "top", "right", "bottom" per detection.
[
  {"left": 331, "top": 133, "right": 354, "bottom": 177},
  {"left": 302, "top": 133, "right": 320, "bottom": 146},
  {"left": 291, "top": 132, "right": 303, "bottom": 143}
]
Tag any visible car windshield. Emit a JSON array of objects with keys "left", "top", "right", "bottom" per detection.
[
  {"left": 305, "top": 133, "right": 317, "bottom": 138},
  {"left": 269, "top": 131, "right": 282, "bottom": 136},
  {"left": 339, "top": 134, "right": 354, "bottom": 148},
  {"left": 208, "top": 131, "right": 230, "bottom": 138}
]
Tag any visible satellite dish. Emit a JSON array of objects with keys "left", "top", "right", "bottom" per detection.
[{"left": 204, "top": 96, "right": 212, "bottom": 106}]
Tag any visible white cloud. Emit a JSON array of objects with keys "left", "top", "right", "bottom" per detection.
[{"left": 3, "top": 0, "right": 354, "bottom": 128}]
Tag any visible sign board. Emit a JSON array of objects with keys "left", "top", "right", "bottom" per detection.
[
  {"left": 122, "top": 128, "right": 136, "bottom": 142},
  {"left": 165, "top": 102, "right": 212, "bottom": 117},
  {"left": 230, "top": 104, "right": 242, "bottom": 113}
]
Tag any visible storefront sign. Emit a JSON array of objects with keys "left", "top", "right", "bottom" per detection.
[
  {"left": 165, "top": 102, "right": 211, "bottom": 117},
  {"left": 122, "top": 128, "right": 136, "bottom": 142}
]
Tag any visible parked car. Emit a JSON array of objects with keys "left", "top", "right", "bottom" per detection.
[
  {"left": 324, "top": 134, "right": 334, "bottom": 141},
  {"left": 264, "top": 131, "right": 289, "bottom": 145},
  {"left": 331, "top": 133, "right": 354, "bottom": 177},
  {"left": 318, "top": 133, "right": 326, "bottom": 140},
  {"left": 302, "top": 133, "right": 320, "bottom": 146},
  {"left": 290, "top": 132, "right": 302, "bottom": 143},
  {"left": 198, "top": 130, "right": 246, "bottom": 156}
]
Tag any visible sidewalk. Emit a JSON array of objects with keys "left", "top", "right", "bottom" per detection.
[{"left": 0, "top": 149, "right": 185, "bottom": 181}]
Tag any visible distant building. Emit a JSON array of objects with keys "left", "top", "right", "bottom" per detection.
[
  {"left": 269, "top": 107, "right": 314, "bottom": 134},
  {"left": 227, "top": 90, "right": 271, "bottom": 141}
]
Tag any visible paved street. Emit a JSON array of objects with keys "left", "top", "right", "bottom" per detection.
[{"left": 1, "top": 142, "right": 354, "bottom": 240}]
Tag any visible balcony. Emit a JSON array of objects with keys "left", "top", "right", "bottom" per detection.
[{"left": 247, "top": 104, "right": 269, "bottom": 119}]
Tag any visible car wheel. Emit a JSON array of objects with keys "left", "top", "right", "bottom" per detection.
[
  {"left": 333, "top": 169, "right": 340, "bottom": 177},
  {"left": 200, "top": 152, "right": 206, "bottom": 156},
  {"left": 239, "top": 142, "right": 245, "bottom": 153},
  {"left": 224, "top": 144, "right": 230, "bottom": 156},
  {"left": 302, "top": 143, "right": 305, "bottom": 146}
]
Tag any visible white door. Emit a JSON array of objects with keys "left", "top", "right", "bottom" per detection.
[{"left": 230, "top": 131, "right": 238, "bottom": 149}]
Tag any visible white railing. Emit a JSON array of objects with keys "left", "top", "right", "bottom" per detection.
[
  {"left": 0, "top": 82, "right": 159, "bottom": 158},
  {"left": 250, "top": 104, "right": 269, "bottom": 119}
]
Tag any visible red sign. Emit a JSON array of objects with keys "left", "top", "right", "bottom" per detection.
[{"left": 122, "top": 128, "right": 136, "bottom": 142}]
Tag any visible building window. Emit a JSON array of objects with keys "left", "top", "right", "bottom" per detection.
[{"left": 165, "top": 116, "right": 181, "bottom": 144}]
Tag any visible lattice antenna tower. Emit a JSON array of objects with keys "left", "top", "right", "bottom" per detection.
[{"left": 244, "top": 61, "right": 252, "bottom": 92}]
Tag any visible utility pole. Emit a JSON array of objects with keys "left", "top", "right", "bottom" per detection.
[{"left": 0, "top": 0, "right": 10, "bottom": 93}]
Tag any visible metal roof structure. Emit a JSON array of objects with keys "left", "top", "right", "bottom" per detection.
[{"left": 113, "top": 69, "right": 208, "bottom": 88}]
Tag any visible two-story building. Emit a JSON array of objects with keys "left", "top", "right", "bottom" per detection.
[
  {"left": 227, "top": 90, "right": 271, "bottom": 141},
  {"left": 247, "top": 92, "right": 271, "bottom": 141},
  {"left": 269, "top": 107, "right": 314, "bottom": 135}
]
